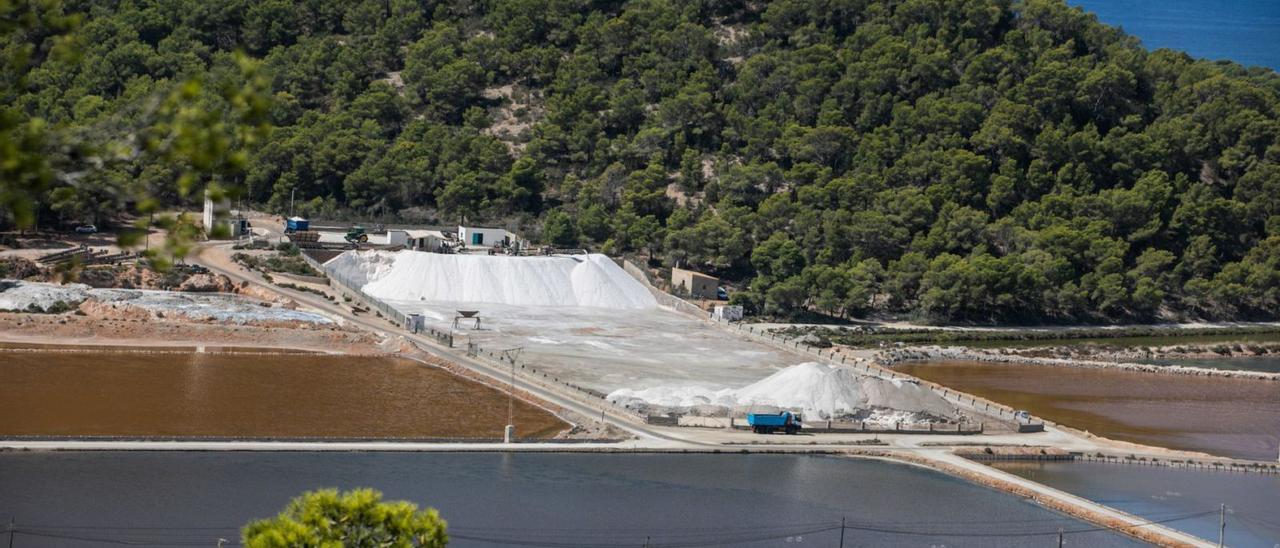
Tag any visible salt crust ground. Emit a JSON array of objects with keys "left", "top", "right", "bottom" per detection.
[
  {"left": 0, "top": 280, "right": 333, "bottom": 325},
  {"left": 329, "top": 251, "right": 956, "bottom": 420}
]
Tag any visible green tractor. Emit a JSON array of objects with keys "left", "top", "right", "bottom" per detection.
[{"left": 344, "top": 226, "right": 369, "bottom": 245}]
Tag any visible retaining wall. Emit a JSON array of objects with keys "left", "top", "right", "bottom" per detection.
[{"left": 620, "top": 260, "right": 708, "bottom": 318}]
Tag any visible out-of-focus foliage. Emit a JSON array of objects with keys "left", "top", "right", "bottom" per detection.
[
  {"left": 6, "top": 0, "right": 1280, "bottom": 322},
  {"left": 2, "top": 0, "right": 271, "bottom": 270},
  {"left": 1, "top": 0, "right": 81, "bottom": 228},
  {"left": 242, "top": 488, "right": 448, "bottom": 548}
]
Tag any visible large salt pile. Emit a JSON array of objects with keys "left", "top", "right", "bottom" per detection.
[
  {"left": 328, "top": 250, "right": 657, "bottom": 309},
  {"left": 607, "top": 363, "right": 956, "bottom": 419}
]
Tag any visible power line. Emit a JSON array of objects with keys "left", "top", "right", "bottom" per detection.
[
  {"left": 16, "top": 525, "right": 240, "bottom": 531},
  {"left": 4, "top": 508, "right": 1223, "bottom": 547},
  {"left": 450, "top": 524, "right": 842, "bottom": 548},
  {"left": 11, "top": 529, "right": 241, "bottom": 546},
  {"left": 835, "top": 509, "right": 1219, "bottom": 538}
]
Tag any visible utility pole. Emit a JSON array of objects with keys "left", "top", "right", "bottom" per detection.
[
  {"left": 290, "top": 188, "right": 296, "bottom": 218},
  {"left": 1218, "top": 503, "right": 1225, "bottom": 548},
  {"left": 838, "top": 517, "right": 845, "bottom": 548},
  {"left": 9, "top": 517, "right": 15, "bottom": 548},
  {"left": 501, "top": 347, "right": 522, "bottom": 443},
  {"left": 508, "top": 356, "right": 515, "bottom": 427},
  {"left": 1057, "top": 527, "right": 1064, "bottom": 548}
]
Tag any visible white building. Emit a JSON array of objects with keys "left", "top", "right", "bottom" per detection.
[
  {"left": 385, "top": 229, "right": 410, "bottom": 247},
  {"left": 202, "top": 195, "right": 224, "bottom": 233},
  {"left": 202, "top": 194, "right": 247, "bottom": 239},
  {"left": 458, "top": 226, "right": 513, "bottom": 248}
]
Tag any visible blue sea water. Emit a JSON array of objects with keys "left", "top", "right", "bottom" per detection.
[{"left": 1070, "top": 0, "right": 1280, "bottom": 70}]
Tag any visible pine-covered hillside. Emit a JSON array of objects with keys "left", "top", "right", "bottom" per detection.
[{"left": 6, "top": 0, "right": 1280, "bottom": 323}]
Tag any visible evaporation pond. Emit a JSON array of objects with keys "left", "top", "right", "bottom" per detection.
[
  {"left": 0, "top": 347, "right": 565, "bottom": 439},
  {"left": 896, "top": 360, "right": 1280, "bottom": 460}
]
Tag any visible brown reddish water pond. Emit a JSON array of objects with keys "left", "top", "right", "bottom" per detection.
[
  {"left": 0, "top": 347, "right": 567, "bottom": 439},
  {"left": 896, "top": 361, "right": 1280, "bottom": 461}
]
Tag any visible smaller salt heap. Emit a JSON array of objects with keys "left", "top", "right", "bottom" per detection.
[{"left": 607, "top": 362, "right": 956, "bottom": 420}]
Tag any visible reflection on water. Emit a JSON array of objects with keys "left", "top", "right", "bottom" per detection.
[
  {"left": 0, "top": 349, "right": 566, "bottom": 439},
  {"left": 897, "top": 361, "right": 1280, "bottom": 460},
  {"left": 993, "top": 461, "right": 1280, "bottom": 547},
  {"left": 0, "top": 452, "right": 1144, "bottom": 547}
]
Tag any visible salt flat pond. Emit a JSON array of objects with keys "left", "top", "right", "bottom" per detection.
[
  {"left": 0, "top": 452, "right": 1143, "bottom": 547},
  {"left": 0, "top": 347, "right": 565, "bottom": 439},
  {"left": 992, "top": 461, "right": 1280, "bottom": 547},
  {"left": 897, "top": 361, "right": 1280, "bottom": 460}
]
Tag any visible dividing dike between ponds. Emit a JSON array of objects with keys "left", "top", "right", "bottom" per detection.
[
  {"left": 880, "top": 345, "right": 1280, "bottom": 381},
  {"left": 866, "top": 451, "right": 1216, "bottom": 548}
]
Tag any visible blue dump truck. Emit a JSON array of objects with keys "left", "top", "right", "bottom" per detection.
[
  {"left": 285, "top": 216, "right": 309, "bottom": 233},
  {"left": 747, "top": 411, "right": 803, "bottom": 434}
]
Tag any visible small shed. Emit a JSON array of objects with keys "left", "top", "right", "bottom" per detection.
[
  {"left": 404, "top": 313, "right": 425, "bottom": 333},
  {"left": 671, "top": 267, "right": 719, "bottom": 299},
  {"left": 406, "top": 229, "right": 449, "bottom": 252}
]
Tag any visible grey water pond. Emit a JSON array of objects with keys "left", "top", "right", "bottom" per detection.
[
  {"left": 993, "top": 460, "right": 1280, "bottom": 547},
  {"left": 0, "top": 452, "right": 1145, "bottom": 547}
]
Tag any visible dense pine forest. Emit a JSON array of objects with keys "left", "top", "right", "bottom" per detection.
[{"left": 3, "top": 0, "right": 1279, "bottom": 323}]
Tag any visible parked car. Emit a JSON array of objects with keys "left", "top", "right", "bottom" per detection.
[
  {"left": 717, "top": 286, "right": 729, "bottom": 300},
  {"left": 74, "top": 224, "right": 97, "bottom": 234}
]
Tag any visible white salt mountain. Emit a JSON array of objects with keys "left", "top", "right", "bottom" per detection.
[{"left": 328, "top": 250, "right": 656, "bottom": 309}]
